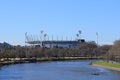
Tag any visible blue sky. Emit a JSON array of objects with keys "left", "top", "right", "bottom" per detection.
[{"left": 0, "top": 0, "right": 120, "bottom": 45}]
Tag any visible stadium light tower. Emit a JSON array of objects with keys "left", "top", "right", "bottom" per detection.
[
  {"left": 25, "top": 32, "right": 29, "bottom": 58},
  {"left": 78, "top": 30, "right": 82, "bottom": 40},
  {"left": 76, "top": 34, "right": 79, "bottom": 40},
  {"left": 52, "top": 35, "right": 53, "bottom": 41},
  {"left": 44, "top": 34, "right": 47, "bottom": 41},
  {"left": 46, "top": 34, "right": 49, "bottom": 41},
  {"left": 61, "top": 36, "right": 63, "bottom": 41},
  {"left": 25, "top": 32, "right": 28, "bottom": 42},
  {"left": 96, "top": 32, "right": 98, "bottom": 45},
  {"left": 40, "top": 30, "right": 44, "bottom": 40},
  {"left": 40, "top": 30, "right": 44, "bottom": 47}
]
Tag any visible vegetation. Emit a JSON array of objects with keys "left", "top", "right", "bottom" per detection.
[
  {"left": 93, "top": 61, "right": 120, "bottom": 68},
  {"left": 108, "top": 40, "right": 120, "bottom": 63},
  {"left": 0, "top": 40, "right": 119, "bottom": 63}
]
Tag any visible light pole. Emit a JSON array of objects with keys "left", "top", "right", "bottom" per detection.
[
  {"left": 78, "top": 30, "right": 82, "bottom": 40},
  {"left": 25, "top": 32, "right": 28, "bottom": 58},
  {"left": 40, "top": 30, "right": 44, "bottom": 47},
  {"left": 46, "top": 34, "right": 49, "bottom": 41},
  {"left": 76, "top": 34, "right": 79, "bottom": 40},
  {"left": 44, "top": 34, "right": 47, "bottom": 41},
  {"left": 96, "top": 32, "right": 98, "bottom": 45}
]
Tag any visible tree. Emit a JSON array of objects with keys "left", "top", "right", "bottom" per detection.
[
  {"left": 98, "top": 45, "right": 112, "bottom": 61},
  {"left": 108, "top": 40, "right": 120, "bottom": 62},
  {"left": 78, "top": 42, "right": 98, "bottom": 57},
  {"left": 15, "top": 45, "right": 26, "bottom": 58}
]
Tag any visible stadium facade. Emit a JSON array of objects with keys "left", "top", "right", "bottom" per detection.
[
  {"left": 25, "top": 30, "right": 85, "bottom": 48},
  {"left": 26, "top": 39, "right": 85, "bottom": 48}
]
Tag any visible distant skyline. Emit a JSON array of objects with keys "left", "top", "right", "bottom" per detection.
[{"left": 0, "top": 0, "right": 120, "bottom": 45}]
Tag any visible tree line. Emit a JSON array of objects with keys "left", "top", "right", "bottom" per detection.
[{"left": 0, "top": 40, "right": 120, "bottom": 62}]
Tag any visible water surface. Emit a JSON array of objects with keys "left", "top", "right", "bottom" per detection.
[{"left": 0, "top": 60, "right": 120, "bottom": 80}]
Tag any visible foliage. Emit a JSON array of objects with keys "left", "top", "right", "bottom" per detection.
[
  {"left": 93, "top": 61, "right": 120, "bottom": 68},
  {"left": 0, "top": 41, "right": 111, "bottom": 59}
]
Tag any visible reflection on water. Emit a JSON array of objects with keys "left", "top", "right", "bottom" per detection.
[{"left": 0, "top": 60, "right": 120, "bottom": 80}]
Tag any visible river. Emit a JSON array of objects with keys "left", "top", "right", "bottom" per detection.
[{"left": 0, "top": 60, "right": 120, "bottom": 80}]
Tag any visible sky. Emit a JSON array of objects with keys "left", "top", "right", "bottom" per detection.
[{"left": 0, "top": 0, "right": 120, "bottom": 45}]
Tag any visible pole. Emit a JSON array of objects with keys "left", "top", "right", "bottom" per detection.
[
  {"left": 40, "top": 30, "right": 44, "bottom": 48},
  {"left": 25, "top": 32, "right": 28, "bottom": 58},
  {"left": 78, "top": 30, "right": 82, "bottom": 40},
  {"left": 96, "top": 32, "right": 98, "bottom": 45}
]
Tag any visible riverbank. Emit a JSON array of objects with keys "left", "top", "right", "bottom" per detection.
[
  {"left": 92, "top": 61, "right": 120, "bottom": 71},
  {"left": 0, "top": 57, "right": 101, "bottom": 67}
]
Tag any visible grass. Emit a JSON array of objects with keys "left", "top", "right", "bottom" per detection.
[{"left": 93, "top": 61, "right": 120, "bottom": 68}]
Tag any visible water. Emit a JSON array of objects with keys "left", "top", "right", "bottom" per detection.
[{"left": 0, "top": 60, "right": 120, "bottom": 80}]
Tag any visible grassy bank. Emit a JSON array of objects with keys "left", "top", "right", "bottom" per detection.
[{"left": 92, "top": 61, "right": 120, "bottom": 71}]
